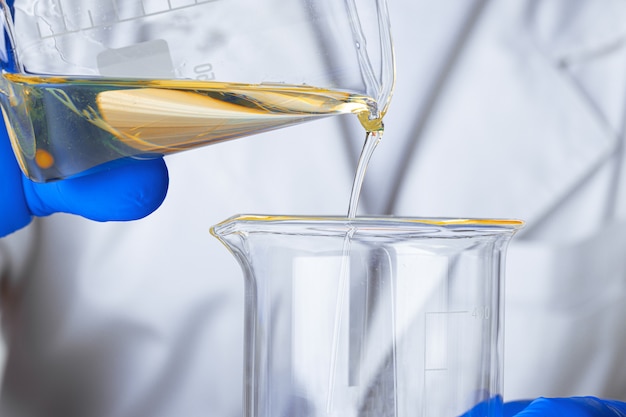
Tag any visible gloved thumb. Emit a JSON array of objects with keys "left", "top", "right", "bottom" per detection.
[{"left": 23, "top": 157, "right": 169, "bottom": 222}]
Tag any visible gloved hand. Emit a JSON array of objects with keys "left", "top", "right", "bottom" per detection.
[
  {"left": 506, "top": 397, "right": 626, "bottom": 417},
  {"left": 1, "top": 123, "right": 169, "bottom": 238}
]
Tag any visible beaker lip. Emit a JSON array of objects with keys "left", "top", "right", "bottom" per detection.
[{"left": 210, "top": 214, "right": 524, "bottom": 238}]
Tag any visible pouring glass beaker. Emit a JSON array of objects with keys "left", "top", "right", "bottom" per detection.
[
  {"left": 0, "top": 0, "right": 394, "bottom": 182},
  {"left": 211, "top": 215, "right": 523, "bottom": 417}
]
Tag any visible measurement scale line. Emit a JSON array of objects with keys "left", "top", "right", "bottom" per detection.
[
  {"left": 87, "top": 10, "right": 95, "bottom": 28},
  {"left": 37, "top": 0, "right": 68, "bottom": 39},
  {"left": 56, "top": 0, "right": 69, "bottom": 31},
  {"left": 111, "top": 0, "right": 120, "bottom": 20},
  {"left": 425, "top": 310, "right": 469, "bottom": 315},
  {"left": 36, "top": 21, "right": 44, "bottom": 39},
  {"left": 38, "top": 0, "right": 220, "bottom": 40}
]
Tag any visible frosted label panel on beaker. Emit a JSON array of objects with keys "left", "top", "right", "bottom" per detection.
[{"left": 292, "top": 256, "right": 344, "bottom": 404}]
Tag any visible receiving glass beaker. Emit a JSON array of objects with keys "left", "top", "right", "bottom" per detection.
[
  {"left": 0, "top": 0, "right": 394, "bottom": 182},
  {"left": 211, "top": 215, "right": 523, "bottom": 417}
]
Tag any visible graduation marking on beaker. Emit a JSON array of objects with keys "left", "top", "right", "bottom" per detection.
[{"left": 35, "top": 0, "right": 221, "bottom": 40}]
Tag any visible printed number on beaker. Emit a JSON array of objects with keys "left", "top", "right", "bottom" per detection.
[
  {"left": 472, "top": 307, "right": 491, "bottom": 320},
  {"left": 195, "top": 63, "right": 216, "bottom": 80}
]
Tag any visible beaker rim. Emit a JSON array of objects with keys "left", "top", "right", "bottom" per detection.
[{"left": 210, "top": 214, "right": 524, "bottom": 238}]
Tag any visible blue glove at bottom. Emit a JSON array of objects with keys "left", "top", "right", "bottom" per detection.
[
  {"left": 461, "top": 396, "right": 626, "bottom": 417},
  {"left": 509, "top": 397, "right": 626, "bottom": 417},
  {"left": 1, "top": 128, "right": 169, "bottom": 237}
]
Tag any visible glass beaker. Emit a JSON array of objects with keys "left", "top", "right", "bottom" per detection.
[
  {"left": 0, "top": 0, "right": 394, "bottom": 182},
  {"left": 211, "top": 215, "right": 523, "bottom": 417}
]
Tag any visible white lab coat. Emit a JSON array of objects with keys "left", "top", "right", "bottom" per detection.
[{"left": 1, "top": 0, "right": 626, "bottom": 416}]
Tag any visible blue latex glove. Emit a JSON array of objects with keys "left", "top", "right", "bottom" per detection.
[
  {"left": 1, "top": 123, "right": 169, "bottom": 238},
  {"left": 462, "top": 396, "right": 626, "bottom": 416},
  {"left": 507, "top": 397, "right": 626, "bottom": 417}
]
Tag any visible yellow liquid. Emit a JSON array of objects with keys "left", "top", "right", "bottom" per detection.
[{"left": 0, "top": 73, "right": 383, "bottom": 182}]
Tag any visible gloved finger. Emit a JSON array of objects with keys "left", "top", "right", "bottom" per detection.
[
  {"left": 23, "top": 157, "right": 169, "bottom": 221},
  {"left": 0, "top": 129, "right": 30, "bottom": 236},
  {"left": 458, "top": 396, "right": 504, "bottom": 417},
  {"left": 514, "top": 397, "right": 626, "bottom": 417},
  {"left": 504, "top": 400, "right": 533, "bottom": 416}
]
